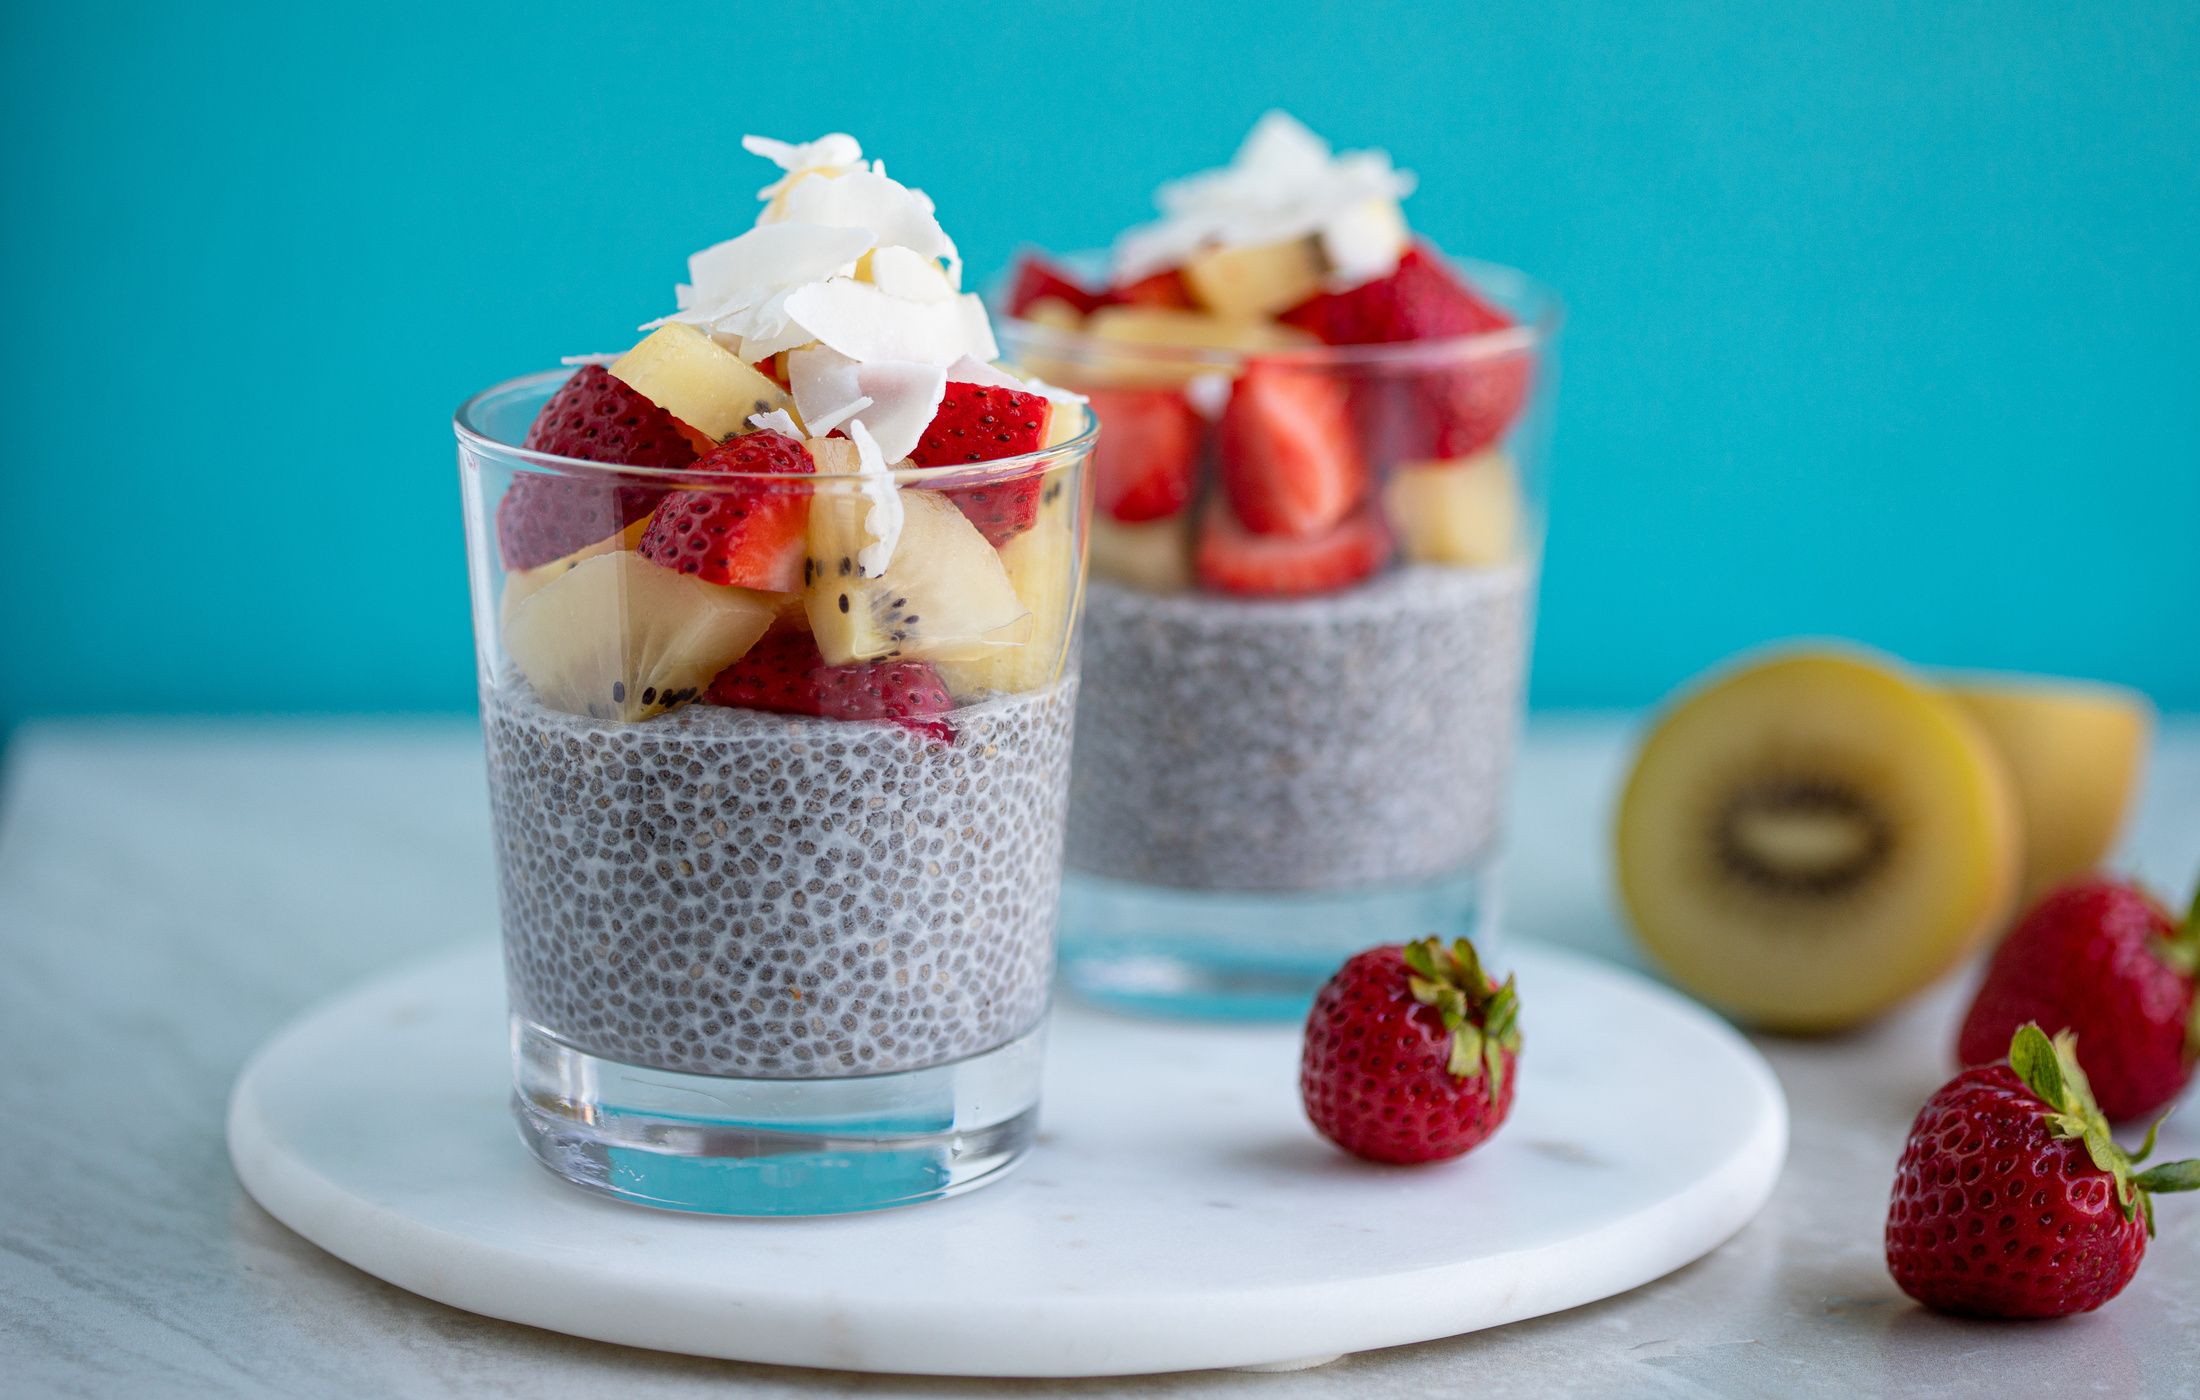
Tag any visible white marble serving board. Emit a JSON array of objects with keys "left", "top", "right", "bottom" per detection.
[{"left": 226, "top": 941, "right": 1786, "bottom": 1378}]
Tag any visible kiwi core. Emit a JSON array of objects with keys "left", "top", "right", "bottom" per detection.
[{"left": 1716, "top": 780, "right": 1890, "bottom": 897}]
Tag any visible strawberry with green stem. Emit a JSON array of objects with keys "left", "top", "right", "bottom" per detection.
[
  {"left": 1299, "top": 936, "right": 1521, "bottom": 1165},
  {"left": 1887, "top": 1023, "right": 2200, "bottom": 1319}
]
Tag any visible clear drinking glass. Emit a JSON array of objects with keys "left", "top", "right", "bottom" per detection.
[
  {"left": 999, "top": 258, "right": 1560, "bottom": 1019},
  {"left": 455, "top": 370, "right": 1094, "bottom": 1214}
]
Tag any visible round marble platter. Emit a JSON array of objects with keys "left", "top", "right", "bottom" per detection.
[{"left": 227, "top": 941, "right": 1786, "bottom": 1378}]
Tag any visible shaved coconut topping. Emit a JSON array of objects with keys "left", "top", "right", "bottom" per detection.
[
  {"left": 617, "top": 130, "right": 1044, "bottom": 578},
  {"left": 748, "top": 408, "right": 803, "bottom": 438},
  {"left": 783, "top": 279, "right": 998, "bottom": 368},
  {"left": 1113, "top": 110, "right": 1416, "bottom": 288},
  {"left": 865, "top": 245, "right": 959, "bottom": 302},
  {"left": 771, "top": 171, "right": 962, "bottom": 286},
  {"left": 744, "top": 132, "right": 868, "bottom": 201},
  {"left": 559, "top": 352, "right": 623, "bottom": 367},
  {"left": 845, "top": 420, "right": 903, "bottom": 576}
]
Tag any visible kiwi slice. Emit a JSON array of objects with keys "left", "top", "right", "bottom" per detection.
[
  {"left": 803, "top": 486, "right": 1032, "bottom": 666},
  {"left": 1615, "top": 650, "right": 2019, "bottom": 1032},
  {"left": 935, "top": 471, "right": 1082, "bottom": 696},
  {"left": 503, "top": 550, "right": 777, "bottom": 722}
]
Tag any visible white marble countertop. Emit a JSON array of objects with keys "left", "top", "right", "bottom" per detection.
[{"left": 4, "top": 716, "right": 2198, "bottom": 1399}]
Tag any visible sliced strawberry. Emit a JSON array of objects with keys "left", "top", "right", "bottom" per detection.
[
  {"left": 1195, "top": 500, "right": 1391, "bottom": 597},
  {"left": 1278, "top": 244, "right": 1510, "bottom": 345},
  {"left": 1104, "top": 269, "right": 1193, "bottom": 309},
  {"left": 496, "top": 365, "right": 696, "bottom": 569},
  {"left": 1007, "top": 253, "right": 1106, "bottom": 317},
  {"left": 705, "top": 630, "right": 956, "bottom": 743},
  {"left": 1279, "top": 245, "right": 1534, "bottom": 459},
  {"left": 1215, "top": 360, "right": 1366, "bottom": 537},
  {"left": 636, "top": 430, "right": 815, "bottom": 591},
  {"left": 1084, "top": 387, "right": 1205, "bottom": 522},
  {"left": 908, "top": 382, "right": 1052, "bottom": 546}
]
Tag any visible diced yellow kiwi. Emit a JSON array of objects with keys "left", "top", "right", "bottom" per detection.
[
  {"left": 803, "top": 486, "right": 1033, "bottom": 666},
  {"left": 936, "top": 470, "right": 1083, "bottom": 696},
  {"left": 503, "top": 550, "right": 777, "bottom": 722},
  {"left": 1944, "top": 677, "right": 2153, "bottom": 902},
  {"left": 1383, "top": 451, "right": 1523, "bottom": 568},
  {"left": 1090, "top": 514, "right": 1193, "bottom": 592},
  {"left": 497, "top": 518, "right": 649, "bottom": 632},
  {"left": 609, "top": 324, "right": 791, "bottom": 442},
  {"left": 1086, "top": 306, "right": 1318, "bottom": 354},
  {"left": 1615, "top": 649, "right": 2020, "bottom": 1032},
  {"left": 1181, "top": 238, "right": 1325, "bottom": 319},
  {"left": 1020, "top": 298, "right": 1085, "bottom": 330}
]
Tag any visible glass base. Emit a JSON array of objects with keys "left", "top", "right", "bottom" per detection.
[
  {"left": 511, "top": 1017, "right": 1046, "bottom": 1216},
  {"left": 1059, "top": 861, "right": 1500, "bottom": 1022}
]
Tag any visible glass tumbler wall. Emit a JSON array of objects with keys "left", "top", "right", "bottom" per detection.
[
  {"left": 456, "top": 370, "right": 1094, "bottom": 1215},
  {"left": 1001, "top": 261, "right": 1559, "bottom": 1019}
]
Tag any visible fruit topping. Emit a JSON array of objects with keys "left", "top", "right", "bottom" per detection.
[
  {"left": 502, "top": 550, "right": 777, "bottom": 722},
  {"left": 498, "top": 366, "right": 697, "bottom": 569},
  {"left": 1944, "top": 680, "right": 2154, "bottom": 903},
  {"left": 1216, "top": 360, "right": 1366, "bottom": 537},
  {"left": 1285, "top": 246, "right": 1533, "bottom": 458},
  {"left": 1279, "top": 243, "right": 1507, "bottom": 345},
  {"left": 1180, "top": 237, "right": 1325, "bottom": 320},
  {"left": 1007, "top": 254, "right": 1107, "bottom": 318},
  {"left": 1105, "top": 269, "right": 1194, "bottom": 308},
  {"left": 909, "top": 382, "right": 1053, "bottom": 545},
  {"left": 608, "top": 323, "right": 792, "bottom": 443},
  {"left": 1957, "top": 877, "right": 2199, "bottom": 1123},
  {"left": 1886, "top": 1024, "right": 2200, "bottom": 1318},
  {"left": 706, "top": 629, "right": 957, "bottom": 743},
  {"left": 935, "top": 471, "right": 1080, "bottom": 697},
  {"left": 1382, "top": 450, "right": 1522, "bottom": 567},
  {"left": 1300, "top": 936, "right": 1521, "bottom": 1165},
  {"left": 1084, "top": 387, "right": 1204, "bottom": 522},
  {"left": 636, "top": 430, "right": 815, "bottom": 591},
  {"left": 803, "top": 486, "right": 1032, "bottom": 666},
  {"left": 1194, "top": 500, "right": 1390, "bottom": 597},
  {"left": 1615, "top": 650, "right": 2020, "bottom": 1032}
]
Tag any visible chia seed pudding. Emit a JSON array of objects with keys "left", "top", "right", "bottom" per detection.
[
  {"left": 485, "top": 674, "right": 1078, "bottom": 1078},
  {"left": 1067, "top": 566, "right": 1528, "bottom": 892}
]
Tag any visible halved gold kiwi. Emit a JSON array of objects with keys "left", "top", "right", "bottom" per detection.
[{"left": 1615, "top": 649, "right": 2020, "bottom": 1032}]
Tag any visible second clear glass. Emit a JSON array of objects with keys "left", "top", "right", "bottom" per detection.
[{"left": 1000, "top": 259, "right": 1560, "bottom": 1019}]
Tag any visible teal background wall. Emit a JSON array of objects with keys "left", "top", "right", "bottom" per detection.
[{"left": 4, "top": 1, "right": 2196, "bottom": 729}]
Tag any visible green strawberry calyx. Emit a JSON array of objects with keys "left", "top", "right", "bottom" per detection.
[
  {"left": 2155, "top": 884, "right": 2200, "bottom": 1057},
  {"left": 1402, "top": 936, "right": 1521, "bottom": 1096},
  {"left": 2008, "top": 1022, "right": 2200, "bottom": 1236}
]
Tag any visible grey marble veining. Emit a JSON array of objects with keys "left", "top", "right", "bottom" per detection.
[{"left": 4, "top": 717, "right": 2198, "bottom": 1399}]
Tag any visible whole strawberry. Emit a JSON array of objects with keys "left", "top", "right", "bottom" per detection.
[
  {"left": 1887, "top": 1024, "right": 2200, "bottom": 1318},
  {"left": 1957, "top": 877, "right": 2199, "bottom": 1122},
  {"left": 1300, "top": 936, "right": 1520, "bottom": 1164}
]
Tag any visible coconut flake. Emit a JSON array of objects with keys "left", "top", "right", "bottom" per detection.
[
  {"left": 744, "top": 132, "right": 868, "bottom": 201},
  {"left": 559, "top": 352, "right": 623, "bottom": 367},
  {"left": 644, "top": 222, "right": 873, "bottom": 354},
  {"left": 866, "top": 245, "right": 958, "bottom": 302},
  {"left": 847, "top": 419, "right": 903, "bottom": 576},
  {"left": 804, "top": 395, "right": 873, "bottom": 437},
  {"left": 1113, "top": 110, "right": 1416, "bottom": 286},
  {"left": 790, "top": 347, "right": 949, "bottom": 463},
  {"left": 771, "top": 170, "right": 962, "bottom": 285},
  {"left": 749, "top": 408, "right": 803, "bottom": 438},
  {"left": 782, "top": 278, "right": 997, "bottom": 367},
  {"left": 1318, "top": 198, "right": 1410, "bottom": 290}
]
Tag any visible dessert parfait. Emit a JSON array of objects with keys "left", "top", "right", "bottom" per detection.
[
  {"left": 454, "top": 133, "right": 1093, "bottom": 1214},
  {"left": 999, "top": 113, "right": 1558, "bottom": 1017}
]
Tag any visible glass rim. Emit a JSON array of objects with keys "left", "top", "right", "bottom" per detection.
[
  {"left": 993, "top": 253, "right": 1563, "bottom": 372},
  {"left": 454, "top": 368, "right": 1099, "bottom": 488}
]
